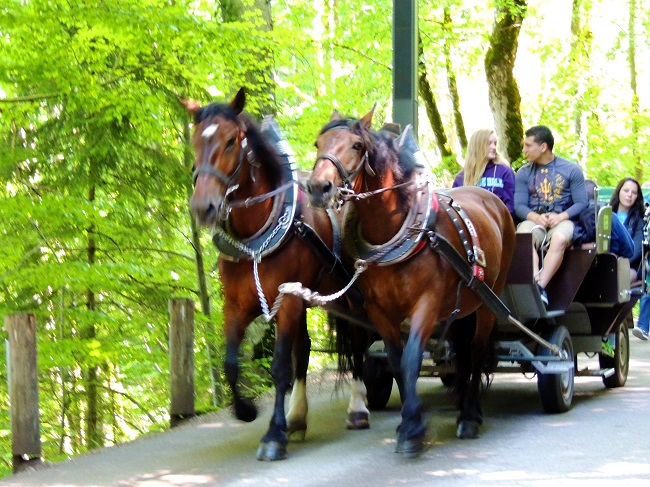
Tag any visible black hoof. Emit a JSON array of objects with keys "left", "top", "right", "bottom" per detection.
[
  {"left": 346, "top": 411, "right": 370, "bottom": 430},
  {"left": 286, "top": 421, "right": 307, "bottom": 441},
  {"left": 456, "top": 420, "right": 480, "bottom": 439},
  {"left": 234, "top": 399, "right": 257, "bottom": 422},
  {"left": 395, "top": 434, "right": 425, "bottom": 458},
  {"left": 256, "top": 441, "right": 288, "bottom": 461}
]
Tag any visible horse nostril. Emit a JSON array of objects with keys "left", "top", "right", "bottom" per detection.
[
  {"left": 322, "top": 180, "right": 333, "bottom": 194},
  {"left": 204, "top": 203, "right": 216, "bottom": 220}
]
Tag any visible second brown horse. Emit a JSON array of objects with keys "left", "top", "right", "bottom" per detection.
[{"left": 306, "top": 109, "right": 516, "bottom": 456}]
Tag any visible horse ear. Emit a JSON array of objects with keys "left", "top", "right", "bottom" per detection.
[
  {"left": 231, "top": 88, "right": 246, "bottom": 114},
  {"left": 180, "top": 99, "right": 201, "bottom": 114},
  {"left": 360, "top": 103, "right": 376, "bottom": 128},
  {"left": 329, "top": 110, "right": 341, "bottom": 121}
]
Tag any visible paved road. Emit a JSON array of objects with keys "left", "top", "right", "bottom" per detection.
[{"left": 5, "top": 338, "right": 650, "bottom": 487}]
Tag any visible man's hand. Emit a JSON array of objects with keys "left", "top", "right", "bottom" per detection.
[
  {"left": 527, "top": 212, "right": 549, "bottom": 228},
  {"left": 546, "top": 211, "right": 569, "bottom": 228}
]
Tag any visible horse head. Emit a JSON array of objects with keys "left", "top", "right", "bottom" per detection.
[
  {"left": 306, "top": 106, "right": 376, "bottom": 209},
  {"left": 183, "top": 88, "right": 248, "bottom": 226}
]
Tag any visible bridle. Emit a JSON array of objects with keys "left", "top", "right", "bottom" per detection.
[
  {"left": 314, "top": 125, "right": 417, "bottom": 205},
  {"left": 314, "top": 126, "right": 372, "bottom": 191},
  {"left": 192, "top": 123, "right": 252, "bottom": 220}
]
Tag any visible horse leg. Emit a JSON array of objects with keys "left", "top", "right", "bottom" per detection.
[
  {"left": 347, "top": 324, "right": 370, "bottom": 429},
  {"left": 224, "top": 337, "right": 258, "bottom": 422},
  {"left": 395, "top": 334, "right": 426, "bottom": 457},
  {"left": 257, "top": 307, "right": 301, "bottom": 461},
  {"left": 456, "top": 308, "right": 494, "bottom": 439},
  {"left": 384, "top": 339, "right": 405, "bottom": 404},
  {"left": 286, "top": 310, "right": 310, "bottom": 440}
]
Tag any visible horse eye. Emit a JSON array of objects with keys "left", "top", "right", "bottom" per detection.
[
  {"left": 353, "top": 142, "right": 363, "bottom": 151},
  {"left": 226, "top": 137, "right": 236, "bottom": 150}
]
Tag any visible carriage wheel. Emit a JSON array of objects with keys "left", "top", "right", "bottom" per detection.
[
  {"left": 362, "top": 355, "right": 394, "bottom": 410},
  {"left": 537, "top": 325, "right": 575, "bottom": 414},
  {"left": 599, "top": 322, "right": 629, "bottom": 388}
]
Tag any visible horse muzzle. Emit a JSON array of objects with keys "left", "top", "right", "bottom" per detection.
[
  {"left": 305, "top": 178, "right": 336, "bottom": 209},
  {"left": 190, "top": 194, "right": 226, "bottom": 226}
]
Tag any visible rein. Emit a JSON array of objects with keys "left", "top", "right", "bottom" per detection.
[
  {"left": 227, "top": 180, "right": 298, "bottom": 209},
  {"left": 339, "top": 179, "right": 419, "bottom": 202}
]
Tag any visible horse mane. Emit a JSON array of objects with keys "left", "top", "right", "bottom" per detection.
[
  {"left": 323, "top": 117, "right": 419, "bottom": 205},
  {"left": 194, "top": 102, "right": 284, "bottom": 186}
]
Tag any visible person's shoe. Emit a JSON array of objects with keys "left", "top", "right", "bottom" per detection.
[
  {"left": 632, "top": 327, "right": 649, "bottom": 341},
  {"left": 537, "top": 283, "right": 549, "bottom": 306}
]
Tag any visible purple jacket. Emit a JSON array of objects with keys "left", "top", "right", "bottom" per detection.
[{"left": 452, "top": 162, "right": 516, "bottom": 215}]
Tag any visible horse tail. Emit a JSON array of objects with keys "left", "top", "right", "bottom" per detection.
[
  {"left": 329, "top": 313, "right": 355, "bottom": 375},
  {"left": 328, "top": 311, "right": 369, "bottom": 390}
]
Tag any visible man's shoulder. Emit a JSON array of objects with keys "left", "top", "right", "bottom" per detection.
[
  {"left": 515, "top": 162, "right": 534, "bottom": 175},
  {"left": 555, "top": 155, "right": 579, "bottom": 167}
]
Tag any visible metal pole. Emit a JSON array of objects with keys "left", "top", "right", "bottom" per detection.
[{"left": 392, "top": 0, "right": 418, "bottom": 137}]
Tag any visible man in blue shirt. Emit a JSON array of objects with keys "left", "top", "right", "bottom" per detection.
[{"left": 514, "top": 126, "right": 588, "bottom": 306}]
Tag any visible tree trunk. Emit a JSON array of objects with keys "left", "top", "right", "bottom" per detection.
[
  {"left": 443, "top": 7, "right": 467, "bottom": 152},
  {"left": 84, "top": 180, "right": 102, "bottom": 449},
  {"left": 485, "top": 1, "right": 527, "bottom": 165},
  {"left": 220, "top": 0, "right": 275, "bottom": 116},
  {"left": 628, "top": 0, "right": 643, "bottom": 182},
  {"left": 570, "top": 0, "right": 593, "bottom": 169},
  {"left": 418, "top": 34, "right": 454, "bottom": 167}
]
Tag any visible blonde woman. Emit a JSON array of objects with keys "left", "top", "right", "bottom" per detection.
[{"left": 453, "top": 129, "right": 515, "bottom": 216}]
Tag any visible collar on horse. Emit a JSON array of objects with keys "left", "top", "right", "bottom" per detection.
[
  {"left": 342, "top": 170, "right": 435, "bottom": 265},
  {"left": 342, "top": 176, "right": 488, "bottom": 282},
  {"left": 212, "top": 119, "right": 299, "bottom": 262}
]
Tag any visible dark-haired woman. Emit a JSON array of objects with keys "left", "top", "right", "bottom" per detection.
[{"left": 610, "top": 177, "right": 645, "bottom": 283}]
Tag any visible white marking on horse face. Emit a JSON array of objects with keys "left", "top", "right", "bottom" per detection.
[{"left": 202, "top": 123, "right": 218, "bottom": 139}]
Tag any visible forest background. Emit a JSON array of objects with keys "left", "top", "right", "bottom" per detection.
[{"left": 0, "top": 0, "right": 648, "bottom": 477}]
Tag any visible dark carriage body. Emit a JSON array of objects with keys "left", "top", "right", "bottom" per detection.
[{"left": 365, "top": 204, "right": 645, "bottom": 413}]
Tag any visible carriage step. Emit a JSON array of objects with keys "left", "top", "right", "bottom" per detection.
[{"left": 576, "top": 367, "right": 615, "bottom": 378}]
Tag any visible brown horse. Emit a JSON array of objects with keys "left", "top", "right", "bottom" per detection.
[
  {"left": 305, "top": 109, "right": 516, "bottom": 456},
  {"left": 183, "top": 89, "right": 369, "bottom": 461}
]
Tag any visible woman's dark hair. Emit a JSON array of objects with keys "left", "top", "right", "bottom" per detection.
[{"left": 610, "top": 177, "right": 645, "bottom": 219}]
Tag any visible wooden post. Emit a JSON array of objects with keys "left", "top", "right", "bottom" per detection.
[
  {"left": 4, "top": 313, "right": 44, "bottom": 473},
  {"left": 169, "top": 298, "right": 195, "bottom": 427}
]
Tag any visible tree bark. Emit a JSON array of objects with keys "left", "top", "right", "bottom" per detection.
[
  {"left": 84, "top": 179, "right": 102, "bottom": 449},
  {"left": 418, "top": 34, "right": 454, "bottom": 164},
  {"left": 443, "top": 8, "right": 467, "bottom": 152},
  {"left": 570, "top": 0, "right": 593, "bottom": 169},
  {"left": 485, "top": 1, "right": 527, "bottom": 164},
  {"left": 628, "top": 0, "right": 643, "bottom": 182},
  {"left": 220, "top": 0, "right": 275, "bottom": 116}
]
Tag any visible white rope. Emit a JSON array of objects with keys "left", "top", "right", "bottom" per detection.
[
  {"left": 278, "top": 260, "right": 368, "bottom": 307},
  {"left": 214, "top": 208, "right": 292, "bottom": 322}
]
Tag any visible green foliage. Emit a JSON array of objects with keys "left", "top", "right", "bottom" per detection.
[{"left": 1, "top": 0, "right": 650, "bottom": 478}]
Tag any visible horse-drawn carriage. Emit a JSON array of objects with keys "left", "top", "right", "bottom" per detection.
[
  {"left": 184, "top": 89, "right": 647, "bottom": 461},
  {"left": 362, "top": 204, "right": 642, "bottom": 414}
]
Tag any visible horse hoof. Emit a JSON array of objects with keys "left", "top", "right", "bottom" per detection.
[
  {"left": 346, "top": 411, "right": 370, "bottom": 430},
  {"left": 456, "top": 421, "right": 480, "bottom": 439},
  {"left": 256, "top": 441, "right": 287, "bottom": 461},
  {"left": 395, "top": 435, "right": 425, "bottom": 457},
  {"left": 286, "top": 421, "right": 307, "bottom": 441},
  {"left": 234, "top": 400, "right": 257, "bottom": 423}
]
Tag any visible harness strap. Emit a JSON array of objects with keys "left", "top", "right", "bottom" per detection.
[
  {"left": 427, "top": 231, "right": 511, "bottom": 323},
  {"left": 438, "top": 196, "right": 486, "bottom": 281},
  {"left": 293, "top": 219, "right": 364, "bottom": 307}
]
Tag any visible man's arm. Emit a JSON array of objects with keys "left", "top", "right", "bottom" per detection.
[
  {"left": 514, "top": 165, "right": 538, "bottom": 222},
  {"left": 563, "top": 165, "right": 588, "bottom": 220}
]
